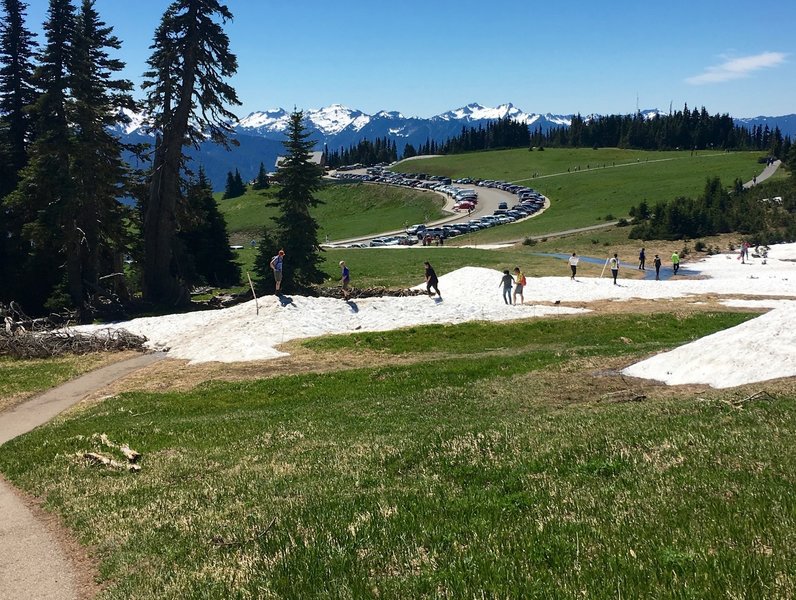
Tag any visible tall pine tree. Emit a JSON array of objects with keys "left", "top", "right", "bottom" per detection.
[
  {"left": 256, "top": 109, "right": 324, "bottom": 292},
  {"left": 65, "top": 0, "right": 137, "bottom": 318},
  {"left": 3, "top": 0, "right": 75, "bottom": 311},
  {"left": 142, "top": 0, "right": 240, "bottom": 305},
  {"left": 178, "top": 167, "right": 240, "bottom": 287},
  {"left": 0, "top": 0, "right": 38, "bottom": 189}
]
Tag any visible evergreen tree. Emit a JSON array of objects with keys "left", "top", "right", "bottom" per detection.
[
  {"left": 256, "top": 109, "right": 324, "bottom": 291},
  {"left": 142, "top": 0, "right": 240, "bottom": 306},
  {"left": 3, "top": 0, "right": 75, "bottom": 311},
  {"left": 233, "top": 167, "right": 245, "bottom": 194},
  {"left": 252, "top": 161, "right": 269, "bottom": 189},
  {"left": 0, "top": 0, "right": 38, "bottom": 190},
  {"left": 178, "top": 167, "right": 240, "bottom": 287},
  {"left": 64, "top": 0, "right": 137, "bottom": 318}
]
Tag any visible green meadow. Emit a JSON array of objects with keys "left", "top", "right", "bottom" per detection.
[
  {"left": 395, "top": 148, "right": 765, "bottom": 241},
  {"left": 216, "top": 181, "right": 446, "bottom": 243},
  {"left": 4, "top": 312, "right": 795, "bottom": 599}
]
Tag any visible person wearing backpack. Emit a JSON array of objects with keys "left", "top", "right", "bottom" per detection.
[
  {"left": 270, "top": 250, "right": 285, "bottom": 293},
  {"left": 653, "top": 254, "right": 662, "bottom": 280},
  {"left": 424, "top": 261, "right": 441, "bottom": 298},
  {"left": 513, "top": 267, "right": 526, "bottom": 305}
]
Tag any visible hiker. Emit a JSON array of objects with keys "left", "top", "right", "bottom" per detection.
[
  {"left": 609, "top": 253, "right": 619, "bottom": 285},
  {"left": 499, "top": 270, "right": 514, "bottom": 304},
  {"left": 270, "top": 249, "right": 285, "bottom": 292},
  {"left": 339, "top": 260, "right": 350, "bottom": 299},
  {"left": 638, "top": 247, "right": 646, "bottom": 270},
  {"left": 568, "top": 253, "right": 579, "bottom": 279},
  {"left": 671, "top": 251, "right": 680, "bottom": 275},
  {"left": 424, "top": 261, "right": 441, "bottom": 298},
  {"left": 513, "top": 267, "right": 526, "bottom": 305},
  {"left": 653, "top": 254, "right": 662, "bottom": 280}
]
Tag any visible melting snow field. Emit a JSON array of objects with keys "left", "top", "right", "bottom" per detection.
[{"left": 81, "top": 243, "right": 796, "bottom": 389}]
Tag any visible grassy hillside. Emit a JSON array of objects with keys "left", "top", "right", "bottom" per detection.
[
  {"left": 4, "top": 312, "right": 795, "bottom": 599},
  {"left": 216, "top": 181, "right": 446, "bottom": 243},
  {"left": 395, "top": 148, "right": 765, "bottom": 241}
]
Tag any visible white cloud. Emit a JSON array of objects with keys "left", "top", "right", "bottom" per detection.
[{"left": 686, "top": 51, "right": 787, "bottom": 85}]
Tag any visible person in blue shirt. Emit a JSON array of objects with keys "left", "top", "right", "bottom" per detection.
[
  {"left": 339, "top": 260, "right": 350, "bottom": 299},
  {"left": 270, "top": 249, "right": 285, "bottom": 292}
]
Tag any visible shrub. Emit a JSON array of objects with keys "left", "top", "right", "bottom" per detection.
[
  {"left": 522, "top": 237, "right": 538, "bottom": 246},
  {"left": 605, "top": 213, "right": 615, "bottom": 221},
  {"left": 617, "top": 218, "right": 629, "bottom": 227},
  {"left": 694, "top": 240, "right": 706, "bottom": 252}
]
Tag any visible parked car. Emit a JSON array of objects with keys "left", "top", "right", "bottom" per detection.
[{"left": 406, "top": 223, "right": 426, "bottom": 235}]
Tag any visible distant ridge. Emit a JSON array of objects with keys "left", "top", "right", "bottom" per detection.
[{"left": 114, "top": 103, "right": 796, "bottom": 190}]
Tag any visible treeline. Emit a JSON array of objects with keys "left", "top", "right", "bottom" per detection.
[
  {"left": 538, "top": 106, "right": 790, "bottom": 155},
  {"left": 399, "top": 105, "right": 791, "bottom": 160},
  {"left": 441, "top": 118, "right": 531, "bottom": 154},
  {"left": 324, "top": 137, "right": 397, "bottom": 168},
  {"left": 0, "top": 0, "right": 242, "bottom": 319},
  {"left": 628, "top": 171, "right": 796, "bottom": 244}
]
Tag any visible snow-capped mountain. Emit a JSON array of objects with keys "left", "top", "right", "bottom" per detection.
[{"left": 115, "top": 103, "right": 796, "bottom": 190}]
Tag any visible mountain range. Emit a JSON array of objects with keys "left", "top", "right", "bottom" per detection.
[{"left": 116, "top": 103, "right": 796, "bottom": 190}]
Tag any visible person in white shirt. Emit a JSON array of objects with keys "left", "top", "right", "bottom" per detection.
[{"left": 568, "top": 253, "right": 579, "bottom": 280}]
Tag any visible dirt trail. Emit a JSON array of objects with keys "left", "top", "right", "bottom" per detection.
[{"left": 0, "top": 352, "right": 165, "bottom": 600}]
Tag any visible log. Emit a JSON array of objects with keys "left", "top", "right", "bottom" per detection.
[{"left": 81, "top": 452, "right": 141, "bottom": 472}]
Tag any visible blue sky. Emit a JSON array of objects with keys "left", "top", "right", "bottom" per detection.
[{"left": 24, "top": 0, "right": 796, "bottom": 119}]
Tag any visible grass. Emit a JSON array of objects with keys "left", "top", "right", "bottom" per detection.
[
  {"left": 2, "top": 313, "right": 794, "bottom": 598},
  {"left": 395, "top": 148, "right": 765, "bottom": 241},
  {"left": 302, "top": 312, "right": 754, "bottom": 355},
  {"left": 217, "top": 182, "right": 446, "bottom": 243},
  {"left": 0, "top": 354, "right": 122, "bottom": 413}
]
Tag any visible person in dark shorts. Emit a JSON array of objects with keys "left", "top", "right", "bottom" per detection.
[
  {"left": 424, "top": 261, "right": 441, "bottom": 298},
  {"left": 499, "top": 270, "right": 514, "bottom": 304},
  {"left": 653, "top": 254, "right": 662, "bottom": 280},
  {"left": 638, "top": 247, "right": 646, "bottom": 270},
  {"left": 513, "top": 267, "right": 525, "bottom": 305}
]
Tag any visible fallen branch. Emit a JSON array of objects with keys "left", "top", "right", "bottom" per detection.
[
  {"left": 95, "top": 433, "right": 142, "bottom": 463},
  {"left": 80, "top": 452, "right": 141, "bottom": 472}
]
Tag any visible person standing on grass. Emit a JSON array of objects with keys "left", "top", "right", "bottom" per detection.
[
  {"left": 270, "top": 250, "right": 285, "bottom": 293},
  {"left": 638, "top": 247, "right": 646, "bottom": 270},
  {"left": 569, "top": 253, "right": 579, "bottom": 279},
  {"left": 653, "top": 254, "right": 662, "bottom": 280},
  {"left": 672, "top": 251, "right": 680, "bottom": 275},
  {"left": 339, "top": 260, "right": 350, "bottom": 299},
  {"left": 513, "top": 267, "right": 526, "bottom": 305},
  {"left": 609, "top": 253, "right": 619, "bottom": 285},
  {"left": 499, "top": 270, "right": 514, "bottom": 304},
  {"left": 424, "top": 261, "right": 441, "bottom": 298}
]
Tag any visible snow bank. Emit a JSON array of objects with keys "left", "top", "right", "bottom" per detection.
[{"left": 77, "top": 244, "right": 796, "bottom": 388}]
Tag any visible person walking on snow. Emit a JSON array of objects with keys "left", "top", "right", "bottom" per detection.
[
  {"left": 499, "top": 270, "right": 514, "bottom": 304},
  {"left": 513, "top": 267, "right": 526, "bottom": 305},
  {"left": 638, "top": 247, "right": 646, "bottom": 270},
  {"left": 568, "top": 253, "right": 579, "bottom": 279},
  {"left": 339, "top": 260, "right": 350, "bottom": 299},
  {"left": 270, "top": 250, "right": 285, "bottom": 292},
  {"left": 671, "top": 251, "right": 680, "bottom": 275},
  {"left": 653, "top": 254, "right": 662, "bottom": 280},
  {"left": 424, "top": 261, "right": 441, "bottom": 298},
  {"left": 609, "top": 253, "right": 619, "bottom": 285}
]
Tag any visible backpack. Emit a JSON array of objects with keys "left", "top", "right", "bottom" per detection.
[{"left": 520, "top": 275, "right": 527, "bottom": 285}]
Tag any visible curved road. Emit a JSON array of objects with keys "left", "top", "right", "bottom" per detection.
[{"left": 327, "top": 159, "right": 781, "bottom": 247}]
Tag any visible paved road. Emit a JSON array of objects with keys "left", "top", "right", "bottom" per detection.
[
  {"left": 328, "top": 157, "right": 780, "bottom": 248},
  {"left": 325, "top": 171, "right": 543, "bottom": 246},
  {"left": 743, "top": 159, "right": 781, "bottom": 188},
  {"left": 0, "top": 352, "right": 165, "bottom": 600}
]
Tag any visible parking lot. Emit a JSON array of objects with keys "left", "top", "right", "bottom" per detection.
[{"left": 327, "top": 166, "right": 549, "bottom": 247}]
